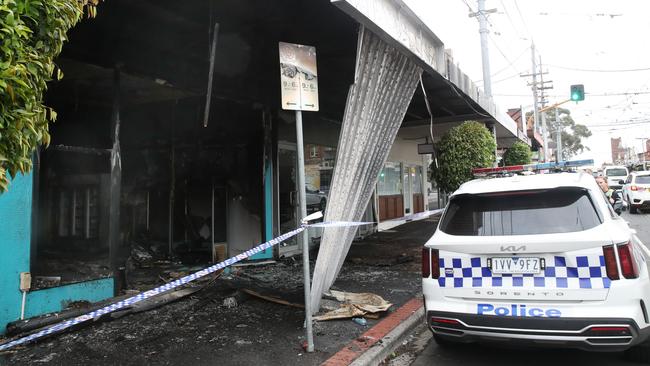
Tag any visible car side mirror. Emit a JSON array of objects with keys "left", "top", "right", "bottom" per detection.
[{"left": 618, "top": 180, "right": 625, "bottom": 185}]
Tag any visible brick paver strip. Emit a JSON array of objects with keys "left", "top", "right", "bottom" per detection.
[{"left": 321, "top": 297, "right": 424, "bottom": 366}]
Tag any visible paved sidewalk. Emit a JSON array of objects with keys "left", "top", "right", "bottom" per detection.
[{"left": 0, "top": 216, "right": 439, "bottom": 366}]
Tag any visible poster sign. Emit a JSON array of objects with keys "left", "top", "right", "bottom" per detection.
[{"left": 279, "top": 42, "right": 319, "bottom": 111}]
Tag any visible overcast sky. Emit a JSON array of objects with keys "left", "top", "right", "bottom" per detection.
[{"left": 404, "top": 0, "right": 650, "bottom": 166}]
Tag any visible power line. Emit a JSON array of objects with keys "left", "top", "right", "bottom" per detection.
[
  {"left": 499, "top": 0, "right": 526, "bottom": 39},
  {"left": 588, "top": 120, "right": 650, "bottom": 128},
  {"left": 491, "top": 72, "right": 523, "bottom": 84},
  {"left": 549, "top": 64, "right": 650, "bottom": 73},
  {"left": 493, "top": 91, "right": 650, "bottom": 97},
  {"left": 513, "top": 1, "right": 532, "bottom": 40},
  {"left": 488, "top": 34, "right": 524, "bottom": 75},
  {"left": 475, "top": 47, "right": 529, "bottom": 83},
  {"left": 460, "top": 0, "right": 474, "bottom": 13}
]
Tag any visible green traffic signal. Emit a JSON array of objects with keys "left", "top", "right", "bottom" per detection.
[{"left": 570, "top": 84, "right": 584, "bottom": 101}]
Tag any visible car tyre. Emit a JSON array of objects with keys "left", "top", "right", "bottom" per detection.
[
  {"left": 630, "top": 203, "right": 638, "bottom": 214},
  {"left": 624, "top": 340, "right": 650, "bottom": 363}
]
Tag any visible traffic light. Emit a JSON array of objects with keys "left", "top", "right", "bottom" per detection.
[{"left": 570, "top": 84, "right": 584, "bottom": 101}]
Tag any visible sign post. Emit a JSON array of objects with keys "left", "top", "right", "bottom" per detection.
[{"left": 279, "top": 42, "right": 319, "bottom": 353}]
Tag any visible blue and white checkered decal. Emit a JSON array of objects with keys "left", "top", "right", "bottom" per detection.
[{"left": 438, "top": 255, "right": 611, "bottom": 289}]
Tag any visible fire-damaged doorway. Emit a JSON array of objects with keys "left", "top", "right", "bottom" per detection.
[
  {"left": 32, "top": 74, "right": 269, "bottom": 290},
  {"left": 27, "top": 0, "right": 358, "bottom": 292}
]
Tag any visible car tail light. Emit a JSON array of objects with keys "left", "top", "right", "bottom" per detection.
[
  {"left": 618, "top": 242, "right": 639, "bottom": 279},
  {"left": 422, "top": 248, "right": 430, "bottom": 278},
  {"left": 422, "top": 248, "right": 440, "bottom": 279},
  {"left": 587, "top": 326, "right": 631, "bottom": 336},
  {"left": 603, "top": 245, "right": 619, "bottom": 280},
  {"left": 431, "top": 249, "right": 440, "bottom": 279},
  {"left": 631, "top": 186, "right": 638, "bottom": 191},
  {"left": 431, "top": 317, "right": 460, "bottom": 326}
]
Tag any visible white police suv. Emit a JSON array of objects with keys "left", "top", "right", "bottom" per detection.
[{"left": 422, "top": 167, "right": 650, "bottom": 360}]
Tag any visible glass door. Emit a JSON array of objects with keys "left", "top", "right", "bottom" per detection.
[{"left": 278, "top": 143, "right": 300, "bottom": 256}]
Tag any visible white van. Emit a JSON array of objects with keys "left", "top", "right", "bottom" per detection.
[{"left": 604, "top": 166, "right": 629, "bottom": 189}]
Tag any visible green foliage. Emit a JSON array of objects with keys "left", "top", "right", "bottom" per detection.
[
  {"left": 502, "top": 141, "right": 532, "bottom": 166},
  {"left": 430, "top": 121, "right": 496, "bottom": 193},
  {"left": 0, "top": 0, "right": 97, "bottom": 193},
  {"left": 545, "top": 108, "right": 592, "bottom": 160},
  {"left": 526, "top": 108, "right": 592, "bottom": 161}
]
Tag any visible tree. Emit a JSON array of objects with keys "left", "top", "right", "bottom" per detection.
[
  {"left": 502, "top": 141, "right": 532, "bottom": 166},
  {"left": 430, "top": 121, "right": 496, "bottom": 193},
  {"left": 0, "top": 0, "right": 98, "bottom": 193},
  {"left": 544, "top": 108, "right": 592, "bottom": 161}
]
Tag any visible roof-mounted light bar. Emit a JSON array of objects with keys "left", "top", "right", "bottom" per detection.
[{"left": 472, "top": 159, "right": 594, "bottom": 176}]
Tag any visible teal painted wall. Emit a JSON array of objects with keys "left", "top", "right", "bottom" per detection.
[
  {"left": 0, "top": 173, "right": 114, "bottom": 334},
  {"left": 250, "top": 157, "right": 273, "bottom": 260},
  {"left": 0, "top": 173, "right": 33, "bottom": 334},
  {"left": 25, "top": 278, "right": 114, "bottom": 318}
]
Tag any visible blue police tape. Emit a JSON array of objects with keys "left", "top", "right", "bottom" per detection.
[
  {"left": 386, "top": 209, "right": 444, "bottom": 223},
  {"left": 0, "top": 225, "right": 307, "bottom": 351},
  {"left": 0, "top": 210, "right": 444, "bottom": 352}
]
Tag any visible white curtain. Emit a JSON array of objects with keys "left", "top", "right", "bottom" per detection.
[{"left": 310, "top": 28, "right": 422, "bottom": 312}]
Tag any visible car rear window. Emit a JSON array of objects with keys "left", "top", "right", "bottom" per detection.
[
  {"left": 635, "top": 175, "right": 650, "bottom": 184},
  {"left": 606, "top": 169, "right": 627, "bottom": 176},
  {"left": 440, "top": 187, "right": 602, "bottom": 236}
]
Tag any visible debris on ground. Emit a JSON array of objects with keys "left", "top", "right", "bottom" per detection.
[
  {"left": 314, "top": 290, "right": 392, "bottom": 321},
  {"left": 241, "top": 289, "right": 304, "bottom": 309},
  {"left": 352, "top": 317, "right": 368, "bottom": 326},
  {"left": 131, "top": 245, "right": 155, "bottom": 267},
  {"left": 3, "top": 217, "right": 439, "bottom": 366}
]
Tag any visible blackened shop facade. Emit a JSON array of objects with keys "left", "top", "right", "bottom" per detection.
[{"left": 0, "top": 0, "right": 525, "bottom": 332}]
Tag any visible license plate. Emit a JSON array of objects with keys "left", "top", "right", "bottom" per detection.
[{"left": 489, "top": 257, "right": 542, "bottom": 274}]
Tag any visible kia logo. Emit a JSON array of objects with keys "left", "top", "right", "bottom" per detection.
[{"left": 500, "top": 245, "right": 526, "bottom": 252}]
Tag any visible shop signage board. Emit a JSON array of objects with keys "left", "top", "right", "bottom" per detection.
[{"left": 279, "top": 42, "right": 319, "bottom": 111}]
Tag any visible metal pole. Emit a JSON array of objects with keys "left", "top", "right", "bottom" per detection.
[
  {"left": 211, "top": 182, "right": 215, "bottom": 262},
  {"left": 477, "top": 0, "right": 492, "bottom": 98},
  {"left": 555, "top": 108, "right": 562, "bottom": 162},
  {"left": 109, "top": 66, "right": 122, "bottom": 274},
  {"left": 168, "top": 121, "right": 175, "bottom": 257},
  {"left": 295, "top": 110, "right": 314, "bottom": 353},
  {"left": 541, "top": 112, "right": 548, "bottom": 162},
  {"left": 531, "top": 43, "right": 540, "bottom": 136}
]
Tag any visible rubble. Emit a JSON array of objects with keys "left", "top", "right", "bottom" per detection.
[{"left": 2, "top": 218, "right": 438, "bottom": 366}]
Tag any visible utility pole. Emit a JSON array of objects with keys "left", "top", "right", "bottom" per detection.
[
  {"left": 528, "top": 43, "right": 540, "bottom": 134},
  {"left": 469, "top": 0, "right": 497, "bottom": 99},
  {"left": 521, "top": 46, "right": 552, "bottom": 162},
  {"left": 555, "top": 108, "right": 562, "bottom": 162},
  {"left": 469, "top": 0, "right": 497, "bottom": 165},
  {"left": 538, "top": 57, "right": 553, "bottom": 162}
]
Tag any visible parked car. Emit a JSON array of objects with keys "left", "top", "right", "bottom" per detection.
[
  {"left": 305, "top": 186, "right": 327, "bottom": 212},
  {"left": 604, "top": 166, "right": 629, "bottom": 189},
  {"left": 422, "top": 171, "right": 650, "bottom": 361},
  {"left": 621, "top": 171, "right": 650, "bottom": 214}
]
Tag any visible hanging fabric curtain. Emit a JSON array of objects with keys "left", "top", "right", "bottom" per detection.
[{"left": 310, "top": 27, "right": 422, "bottom": 312}]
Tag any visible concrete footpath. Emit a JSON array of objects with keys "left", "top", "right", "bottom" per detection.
[{"left": 0, "top": 216, "right": 438, "bottom": 366}]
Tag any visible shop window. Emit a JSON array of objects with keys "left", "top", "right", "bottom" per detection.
[{"left": 378, "top": 162, "right": 402, "bottom": 196}]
